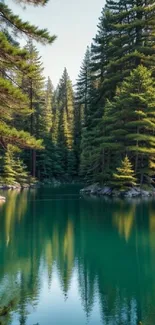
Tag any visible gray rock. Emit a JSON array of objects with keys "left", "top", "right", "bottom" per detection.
[
  {"left": 99, "top": 187, "right": 112, "bottom": 195},
  {"left": 0, "top": 195, "right": 6, "bottom": 201},
  {"left": 140, "top": 190, "right": 151, "bottom": 197},
  {"left": 124, "top": 188, "right": 140, "bottom": 197},
  {"left": 80, "top": 183, "right": 101, "bottom": 194},
  {"left": 1, "top": 183, "right": 21, "bottom": 190},
  {"left": 124, "top": 191, "right": 134, "bottom": 198},
  {"left": 21, "top": 184, "right": 30, "bottom": 189},
  {"left": 80, "top": 184, "right": 155, "bottom": 198}
]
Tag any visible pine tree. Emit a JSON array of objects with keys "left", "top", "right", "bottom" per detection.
[
  {"left": 14, "top": 159, "right": 29, "bottom": 186},
  {"left": 75, "top": 46, "right": 91, "bottom": 126},
  {"left": 15, "top": 41, "right": 46, "bottom": 177},
  {"left": 107, "top": 66, "right": 155, "bottom": 185},
  {"left": 36, "top": 77, "right": 63, "bottom": 181},
  {"left": 56, "top": 68, "right": 76, "bottom": 179},
  {"left": 113, "top": 156, "right": 137, "bottom": 190},
  {"left": 93, "top": 0, "right": 155, "bottom": 99},
  {"left": 79, "top": 74, "right": 102, "bottom": 182},
  {"left": 79, "top": 0, "right": 155, "bottom": 185},
  {"left": 44, "top": 77, "right": 54, "bottom": 134},
  {"left": 2, "top": 145, "right": 17, "bottom": 185},
  {"left": 75, "top": 47, "right": 92, "bottom": 174},
  {"left": 0, "top": 0, "right": 56, "bottom": 181}
]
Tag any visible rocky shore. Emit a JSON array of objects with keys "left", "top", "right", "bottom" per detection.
[
  {"left": 0, "top": 183, "right": 38, "bottom": 202},
  {"left": 0, "top": 184, "right": 29, "bottom": 190},
  {"left": 0, "top": 195, "right": 6, "bottom": 202},
  {"left": 80, "top": 183, "right": 155, "bottom": 198},
  {"left": 0, "top": 182, "right": 40, "bottom": 191}
]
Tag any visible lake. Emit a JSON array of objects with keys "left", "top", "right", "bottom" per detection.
[{"left": 0, "top": 186, "right": 155, "bottom": 325}]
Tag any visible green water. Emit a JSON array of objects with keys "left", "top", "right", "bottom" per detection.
[{"left": 0, "top": 186, "right": 155, "bottom": 325}]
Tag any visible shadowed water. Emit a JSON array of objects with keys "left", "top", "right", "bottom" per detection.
[{"left": 0, "top": 186, "right": 155, "bottom": 325}]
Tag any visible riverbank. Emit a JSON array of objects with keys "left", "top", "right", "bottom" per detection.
[
  {"left": 80, "top": 183, "right": 155, "bottom": 198},
  {"left": 0, "top": 183, "right": 38, "bottom": 202},
  {"left": 0, "top": 178, "right": 80, "bottom": 191}
]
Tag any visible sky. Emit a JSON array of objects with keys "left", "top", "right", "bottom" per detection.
[{"left": 9, "top": 0, "right": 104, "bottom": 87}]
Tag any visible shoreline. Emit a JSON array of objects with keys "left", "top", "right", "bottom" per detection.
[{"left": 80, "top": 183, "right": 155, "bottom": 198}]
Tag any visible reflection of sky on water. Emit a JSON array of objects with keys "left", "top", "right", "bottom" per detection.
[
  {"left": 10, "top": 268, "right": 138, "bottom": 325},
  {"left": 10, "top": 268, "right": 101, "bottom": 325}
]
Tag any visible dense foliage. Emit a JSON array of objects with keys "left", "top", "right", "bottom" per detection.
[
  {"left": 0, "top": 0, "right": 56, "bottom": 185},
  {"left": 1, "top": 0, "right": 155, "bottom": 187},
  {"left": 76, "top": 0, "right": 155, "bottom": 187}
]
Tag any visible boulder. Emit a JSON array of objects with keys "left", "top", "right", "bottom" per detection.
[
  {"left": 0, "top": 195, "right": 5, "bottom": 202},
  {"left": 124, "top": 187, "right": 140, "bottom": 197},
  {"left": 80, "top": 183, "right": 101, "bottom": 195},
  {"left": 124, "top": 191, "right": 134, "bottom": 198},
  {"left": 140, "top": 190, "right": 151, "bottom": 197},
  {"left": 99, "top": 187, "right": 113, "bottom": 195},
  {"left": 21, "top": 184, "right": 30, "bottom": 189},
  {"left": 1, "top": 184, "right": 21, "bottom": 190}
]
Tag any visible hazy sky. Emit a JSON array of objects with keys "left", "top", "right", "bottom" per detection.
[{"left": 9, "top": 0, "right": 104, "bottom": 86}]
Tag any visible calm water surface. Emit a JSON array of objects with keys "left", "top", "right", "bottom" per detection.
[{"left": 0, "top": 186, "right": 155, "bottom": 325}]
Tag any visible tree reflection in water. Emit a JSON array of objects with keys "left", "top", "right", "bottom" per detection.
[{"left": 0, "top": 188, "right": 155, "bottom": 325}]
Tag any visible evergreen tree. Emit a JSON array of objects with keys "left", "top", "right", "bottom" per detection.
[
  {"left": 0, "top": 0, "right": 56, "bottom": 182},
  {"left": 75, "top": 46, "right": 91, "bottom": 126},
  {"left": 92, "top": 0, "right": 155, "bottom": 99},
  {"left": 2, "top": 145, "right": 17, "bottom": 185},
  {"left": 106, "top": 66, "right": 155, "bottom": 185},
  {"left": 44, "top": 77, "right": 54, "bottom": 134},
  {"left": 56, "top": 68, "right": 76, "bottom": 179},
  {"left": 14, "top": 159, "right": 29, "bottom": 186},
  {"left": 16, "top": 41, "right": 46, "bottom": 177},
  {"left": 36, "top": 77, "right": 63, "bottom": 181},
  {"left": 79, "top": 75, "right": 101, "bottom": 182},
  {"left": 1, "top": 145, "right": 30, "bottom": 186},
  {"left": 79, "top": 0, "right": 155, "bottom": 185},
  {"left": 75, "top": 47, "right": 92, "bottom": 174},
  {"left": 113, "top": 156, "right": 137, "bottom": 190}
]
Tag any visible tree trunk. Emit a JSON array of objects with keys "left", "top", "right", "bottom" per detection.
[
  {"left": 32, "top": 149, "right": 36, "bottom": 178},
  {"left": 135, "top": 126, "right": 139, "bottom": 173},
  {"left": 30, "top": 78, "right": 36, "bottom": 177}
]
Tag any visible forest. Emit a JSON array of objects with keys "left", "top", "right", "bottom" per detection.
[{"left": 1, "top": 0, "right": 155, "bottom": 188}]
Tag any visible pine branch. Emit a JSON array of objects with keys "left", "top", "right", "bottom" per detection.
[
  {"left": 13, "top": 0, "right": 49, "bottom": 6},
  {"left": 0, "top": 3, "right": 56, "bottom": 44},
  {"left": 0, "top": 121, "right": 44, "bottom": 149}
]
